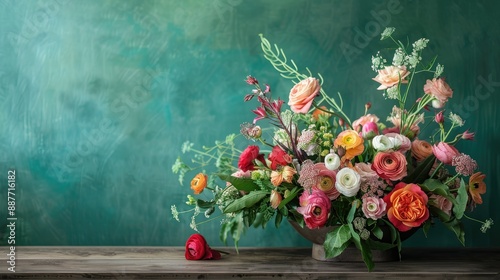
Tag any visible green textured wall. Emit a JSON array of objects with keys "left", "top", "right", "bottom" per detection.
[{"left": 0, "top": 0, "right": 498, "bottom": 248}]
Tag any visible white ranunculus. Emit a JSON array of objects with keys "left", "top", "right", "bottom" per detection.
[
  {"left": 335, "top": 168, "right": 361, "bottom": 197},
  {"left": 324, "top": 152, "right": 340, "bottom": 170},
  {"left": 372, "top": 135, "right": 394, "bottom": 151}
]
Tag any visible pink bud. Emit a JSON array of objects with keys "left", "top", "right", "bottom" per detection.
[
  {"left": 245, "top": 75, "right": 258, "bottom": 85},
  {"left": 435, "top": 110, "right": 445, "bottom": 124},
  {"left": 461, "top": 129, "right": 475, "bottom": 141},
  {"left": 338, "top": 118, "right": 345, "bottom": 127},
  {"left": 361, "top": 121, "right": 379, "bottom": 139},
  {"left": 365, "top": 102, "right": 372, "bottom": 110}
]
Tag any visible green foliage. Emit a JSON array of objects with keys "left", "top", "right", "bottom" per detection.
[{"left": 223, "top": 190, "right": 269, "bottom": 213}]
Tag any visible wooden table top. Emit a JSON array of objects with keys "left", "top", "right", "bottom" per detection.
[{"left": 1, "top": 246, "right": 499, "bottom": 279}]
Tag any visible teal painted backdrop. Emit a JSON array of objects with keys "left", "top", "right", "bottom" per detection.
[{"left": 0, "top": 0, "right": 498, "bottom": 248}]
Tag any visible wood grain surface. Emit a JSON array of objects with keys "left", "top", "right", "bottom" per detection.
[{"left": 0, "top": 246, "right": 499, "bottom": 279}]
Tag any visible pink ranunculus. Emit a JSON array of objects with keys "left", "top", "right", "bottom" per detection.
[
  {"left": 432, "top": 142, "right": 459, "bottom": 165},
  {"left": 297, "top": 189, "right": 331, "bottom": 229},
  {"left": 313, "top": 163, "right": 340, "bottom": 200},
  {"left": 372, "top": 66, "right": 410, "bottom": 90},
  {"left": 354, "top": 162, "right": 378, "bottom": 182},
  {"left": 371, "top": 151, "right": 408, "bottom": 181},
  {"left": 424, "top": 78, "right": 453, "bottom": 104},
  {"left": 185, "top": 234, "right": 221, "bottom": 260},
  {"left": 288, "top": 77, "right": 320, "bottom": 114},
  {"left": 362, "top": 196, "right": 387, "bottom": 220},
  {"left": 352, "top": 114, "right": 380, "bottom": 132}
]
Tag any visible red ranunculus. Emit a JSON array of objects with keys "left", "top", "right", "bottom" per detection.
[
  {"left": 238, "top": 145, "right": 266, "bottom": 172},
  {"left": 185, "top": 234, "right": 221, "bottom": 260},
  {"left": 268, "top": 145, "right": 292, "bottom": 170},
  {"left": 371, "top": 151, "right": 407, "bottom": 181}
]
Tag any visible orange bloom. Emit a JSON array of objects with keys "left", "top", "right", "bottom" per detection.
[
  {"left": 383, "top": 182, "right": 429, "bottom": 232},
  {"left": 468, "top": 172, "right": 486, "bottom": 204},
  {"left": 270, "top": 190, "right": 283, "bottom": 209},
  {"left": 334, "top": 130, "right": 364, "bottom": 161},
  {"left": 411, "top": 139, "right": 433, "bottom": 161},
  {"left": 312, "top": 106, "right": 331, "bottom": 120},
  {"left": 190, "top": 173, "right": 208, "bottom": 194},
  {"left": 270, "top": 166, "right": 296, "bottom": 186}
]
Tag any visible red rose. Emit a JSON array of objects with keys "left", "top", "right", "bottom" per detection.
[{"left": 185, "top": 234, "right": 221, "bottom": 260}]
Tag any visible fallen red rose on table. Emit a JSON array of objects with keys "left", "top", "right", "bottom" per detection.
[{"left": 185, "top": 233, "right": 221, "bottom": 260}]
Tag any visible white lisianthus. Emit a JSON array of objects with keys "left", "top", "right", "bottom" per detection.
[
  {"left": 372, "top": 135, "right": 394, "bottom": 151},
  {"left": 335, "top": 168, "right": 361, "bottom": 197},
  {"left": 324, "top": 152, "right": 340, "bottom": 170}
]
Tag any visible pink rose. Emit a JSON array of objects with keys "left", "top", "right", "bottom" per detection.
[
  {"left": 424, "top": 78, "right": 453, "bottom": 104},
  {"left": 371, "top": 151, "right": 408, "bottom": 181},
  {"left": 372, "top": 66, "right": 410, "bottom": 90},
  {"left": 354, "top": 162, "right": 378, "bottom": 182},
  {"left": 352, "top": 114, "right": 380, "bottom": 131},
  {"left": 313, "top": 163, "right": 340, "bottom": 200},
  {"left": 362, "top": 196, "right": 387, "bottom": 220},
  {"left": 432, "top": 142, "right": 459, "bottom": 165},
  {"left": 297, "top": 189, "right": 331, "bottom": 229},
  {"left": 288, "top": 77, "right": 320, "bottom": 113}
]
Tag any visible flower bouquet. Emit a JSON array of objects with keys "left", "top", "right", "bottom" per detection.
[{"left": 171, "top": 28, "right": 492, "bottom": 271}]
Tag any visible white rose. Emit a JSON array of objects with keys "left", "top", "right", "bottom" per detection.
[
  {"left": 372, "top": 135, "right": 394, "bottom": 151},
  {"left": 335, "top": 168, "right": 361, "bottom": 197}
]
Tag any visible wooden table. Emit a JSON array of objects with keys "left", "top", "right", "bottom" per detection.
[{"left": 1, "top": 246, "right": 499, "bottom": 279}]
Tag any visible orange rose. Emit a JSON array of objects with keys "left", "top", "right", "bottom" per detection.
[
  {"left": 411, "top": 139, "right": 433, "bottom": 161},
  {"left": 383, "top": 182, "right": 429, "bottom": 232},
  {"left": 372, "top": 66, "right": 410, "bottom": 90},
  {"left": 288, "top": 77, "right": 320, "bottom": 113},
  {"left": 371, "top": 151, "right": 407, "bottom": 181},
  {"left": 190, "top": 173, "right": 208, "bottom": 194},
  {"left": 333, "top": 130, "right": 364, "bottom": 161}
]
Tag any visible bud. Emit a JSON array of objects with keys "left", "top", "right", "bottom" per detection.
[
  {"left": 435, "top": 110, "right": 445, "bottom": 124},
  {"left": 365, "top": 102, "right": 372, "bottom": 113},
  {"left": 270, "top": 189, "right": 282, "bottom": 209},
  {"left": 245, "top": 75, "right": 258, "bottom": 85},
  {"left": 338, "top": 118, "right": 345, "bottom": 127},
  {"left": 461, "top": 129, "right": 475, "bottom": 141},
  {"left": 361, "top": 121, "right": 379, "bottom": 139},
  {"left": 432, "top": 99, "right": 445, "bottom": 109}
]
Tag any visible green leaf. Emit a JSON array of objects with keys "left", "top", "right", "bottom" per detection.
[
  {"left": 324, "top": 225, "right": 352, "bottom": 259},
  {"left": 275, "top": 211, "right": 283, "bottom": 228},
  {"left": 196, "top": 199, "right": 215, "bottom": 209},
  {"left": 372, "top": 226, "right": 384, "bottom": 240},
  {"left": 349, "top": 224, "right": 374, "bottom": 272},
  {"left": 443, "top": 218, "right": 465, "bottom": 246},
  {"left": 223, "top": 190, "right": 269, "bottom": 213},
  {"left": 366, "top": 239, "right": 397, "bottom": 251},
  {"left": 403, "top": 155, "right": 435, "bottom": 184},
  {"left": 252, "top": 212, "right": 264, "bottom": 228},
  {"left": 422, "top": 219, "right": 432, "bottom": 237},
  {"left": 347, "top": 200, "right": 360, "bottom": 223},
  {"left": 453, "top": 179, "right": 468, "bottom": 220},
  {"left": 217, "top": 174, "right": 260, "bottom": 192},
  {"left": 278, "top": 187, "right": 299, "bottom": 209},
  {"left": 421, "top": 179, "right": 452, "bottom": 198}
]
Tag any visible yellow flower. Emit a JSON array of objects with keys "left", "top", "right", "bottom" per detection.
[{"left": 190, "top": 173, "right": 208, "bottom": 194}]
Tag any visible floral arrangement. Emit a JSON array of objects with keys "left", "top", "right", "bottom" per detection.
[{"left": 171, "top": 28, "right": 492, "bottom": 270}]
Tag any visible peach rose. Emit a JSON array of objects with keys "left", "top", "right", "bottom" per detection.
[
  {"left": 383, "top": 182, "right": 429, "bottom": 232},
  {"left": 432, "top": 142, "right": 459, "bottom": 165},
  {"left": 334, "top": 129, "right": 364, "bottom": 161},
  {"left": 371, "top": 151, "right": 408, "bottom": 181},
  {"left": 423, "top": 78, "right": 453, "bottom": 104},
  {"left": 372, "top": 66, "right": 410, "bottom": 90},
  {"left": 288, "top": 77, "right": 320, "bottom": 113},
  {"left": 411, "top": 139, "right": 433, "bottom": 161}
]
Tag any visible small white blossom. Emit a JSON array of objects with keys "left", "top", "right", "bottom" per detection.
[
  {"left": 171, "top": 205, "right": 180, "bottom": 222},
  {"left": 392, "top": 48, "right": 405, "bottom": 66},
  {"left": 481, "top": 218, "right": 494, "bottom": 233},
  {"left": 449, "top": 112, "right": 465, "bottom": 127},
  {"left": 380, "top": 27, "right": 395, "bottom": 40},
  {"left": 405, "top": 53, "right": 421, "bottom": 69},
  {"left": 385, "top": 86, "right": 399, "bottom": 99},
  {"left": 371, "top": 52, "right": 387, "bottom": 72},
  {"left": 434, "top": 63, "right": 444, "bottom": 78},
  {"left": 412, "top": 38, "right": 429, "bottom": 52}
]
